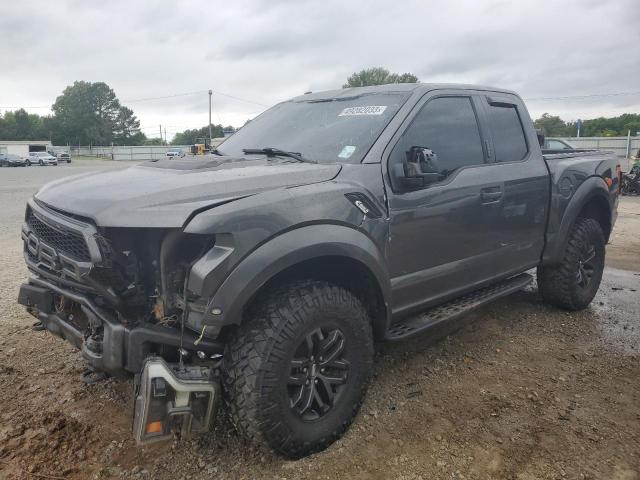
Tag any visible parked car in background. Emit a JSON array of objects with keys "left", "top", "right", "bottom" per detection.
[
  {"left": 543, "top": 137, "right": 576, "bottom": 150},
  {"left": 165, "top": 148, "right": 185, "bottom": 158},
  {"left": 56, "top": 152, "right": 71, "bottom": 163},
  {"left": 28, "top": 151, "right": 58, "bottom": 166},
  {"left": 0, "top": 153, "right": 29, "bottom": 167}
]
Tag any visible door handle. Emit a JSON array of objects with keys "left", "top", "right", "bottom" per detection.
[{"left": 480, "top": 187, "right": 503, "bottom": 204}]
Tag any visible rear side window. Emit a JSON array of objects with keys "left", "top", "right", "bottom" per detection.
[{"left": 485, "top": 102, "right": 528, "bottom": 162}]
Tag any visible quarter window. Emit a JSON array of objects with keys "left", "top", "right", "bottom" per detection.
[{"left": 485, "top": 102, "right": 528, "bottom": 162}]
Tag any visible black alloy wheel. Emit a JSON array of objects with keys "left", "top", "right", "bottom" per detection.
[{"left": 287, "top": 327, "right": 349, "bottom": 421}]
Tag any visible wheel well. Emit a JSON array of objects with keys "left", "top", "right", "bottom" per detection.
[
  {"left": 577, "top": 195, "right": 612, "bottom": 242},
  {"left": 241, "top": 256, "right": 388, "bottom": 339}
]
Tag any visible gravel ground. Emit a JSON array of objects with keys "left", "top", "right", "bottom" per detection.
[{"left": 0, "top": 161, "right": 639, "bottom": 480}]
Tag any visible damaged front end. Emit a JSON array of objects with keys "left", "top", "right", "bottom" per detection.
[
  {"left": 133, "top": 357, "right": 219, "bottom": 444},
  {"left": 17, "top": 199, "right": 224, "bottom": 441}
]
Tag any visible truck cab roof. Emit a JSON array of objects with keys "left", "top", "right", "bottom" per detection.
[{"left": 292, "top": 83, "right": 519, "bottom": 103}]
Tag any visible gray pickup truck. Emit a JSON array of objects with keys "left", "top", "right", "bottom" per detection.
[{"left": 17, "top": 83, "right": 620, "bottom": 458}]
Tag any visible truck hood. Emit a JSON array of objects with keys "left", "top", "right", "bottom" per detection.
[{"left": 35, "top": 157, "right": 342, "bottom": 228}]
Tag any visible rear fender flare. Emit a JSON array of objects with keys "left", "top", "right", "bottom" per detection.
[
  {"left": 203, "top": 224, "right": 391, "bottom": 335},
  {"left": 543, "top": 176, "right": 612, "bottom": 265}
]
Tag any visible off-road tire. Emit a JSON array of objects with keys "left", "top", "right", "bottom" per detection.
[
  {"left": 537, "top": 218, "right": 605, "bottom": 310},
  {"left": 223, "top": 280, "right": 374, "bottom": 458}
]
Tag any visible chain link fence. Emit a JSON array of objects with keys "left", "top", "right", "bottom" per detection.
[
  {"left": 68, "top": 145, "right": 193, "bottom": 161},
  {"left": 559, "top": 136, "right": 640, "bottom": 170}
]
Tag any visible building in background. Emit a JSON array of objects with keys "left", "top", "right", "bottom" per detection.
[{"left": 0, "top": 140, "right": 52, "bottom": 157}]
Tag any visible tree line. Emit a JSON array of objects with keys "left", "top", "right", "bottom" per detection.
[
  {"left": 0, "top": 81, "right": 233, "bottom": 146},
  {"left": 0, "top": 81, "right": 147, "bottom": 145},
  {"left": 2, "top": 73, "right": 639, "bottom": 146},
  {"left": 534, "top": 113, "right": 640, "bottom": 137}
]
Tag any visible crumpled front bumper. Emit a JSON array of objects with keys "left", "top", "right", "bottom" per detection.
[{"left": 18, "top": 278, "right": 224, "bottom": 376}]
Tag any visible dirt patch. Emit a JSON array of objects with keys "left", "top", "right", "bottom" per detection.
[{"left": 1, "top": 412, "right": 93, "bottom": 478}]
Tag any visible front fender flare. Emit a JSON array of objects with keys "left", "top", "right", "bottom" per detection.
[{"left": 201, "top": 224, "right": 391, "bottom": 334}]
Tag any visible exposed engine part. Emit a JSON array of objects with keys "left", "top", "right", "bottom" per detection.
[
  {"left": 133, "top": 357, "right": 219, "bottom": 444},
  {"left": 54, "top": 294, "right": 68, "bottom": 314}
]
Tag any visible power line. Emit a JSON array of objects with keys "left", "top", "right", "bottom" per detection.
[
  {"left": 1, "top": 88, "right": 269, "bottom": 110},
  {"left": 0, "top": 104, "right": 51, "bottom": 109},
  {"left": 525, "top": 91, "right": 640, "bottom": 101},
  {"left": 210, "top": 90, "right": 269, "bottom": 107},
  {"left": 121, "top": 89, "right": 269, "bottom": 107},
  {"left": 122, "top": 90, "right": 209, "bottom": 103}
]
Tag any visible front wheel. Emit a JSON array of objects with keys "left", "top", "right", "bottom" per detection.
[
  {"left": 39, "top": 159, "right": 44, "bottom": 166},
  {"left": 223, "top": 280, "right": 373, "bottom": 458},
  {"left": 537, "top": 218, "right": 606, "bottom": 310}
]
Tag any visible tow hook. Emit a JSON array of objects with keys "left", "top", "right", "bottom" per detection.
[{"left": 132, "top": 357, "right": 219, "bottom": 444}]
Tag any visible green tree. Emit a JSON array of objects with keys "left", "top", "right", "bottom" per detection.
[
  {"left": 143, "top": 137, "right": 165, "bottom": 146},
  {"left": 113, "top": 106, "right": 144, "bottom": 145},
  {"left": 623, "top": 121, "right": 640, "bottom": 136},
  {"left": 343, "top": 67, "right": 419, "bottom": 88},
  {"left": 533, "top": 113, "right": 574, "bottom": 136},
  {"left": 171, "top": 125, "right": 224, "bottom": 145},
  {"left": 582, "top": 113, "right": 640, "bottom": 136},
  {"left": 0, "top": 109, "right": 49, "bottom": 140},
  {"left": 51, "top": 81, "right": 145, "bottom": 145}
]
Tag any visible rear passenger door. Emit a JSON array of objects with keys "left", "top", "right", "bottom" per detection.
[{"left": 477, "top": 95, "right": 550, "bottom": 273}]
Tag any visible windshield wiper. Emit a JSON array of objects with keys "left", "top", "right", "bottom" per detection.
[{"left": 242, "top": 147, "right": 315, "bottom": 164}]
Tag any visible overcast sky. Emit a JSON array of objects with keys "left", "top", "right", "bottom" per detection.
[{"left": 2, "top": 0, "right": 639, "bottom": 139}]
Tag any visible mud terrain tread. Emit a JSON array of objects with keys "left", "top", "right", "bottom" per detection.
[
  {"left": 537, "top": 218, "right": 605, "bottom": 310},
  {"left": 222, "top": 280, "right": 373, "bottom": 458}
]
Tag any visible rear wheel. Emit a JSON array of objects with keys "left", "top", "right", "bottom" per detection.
[
  {"left": 223, "top": 280, "right": 373, "bottom": 458},
  {"left": 537, "top": 218, "right": 605, "bottom": 310}
]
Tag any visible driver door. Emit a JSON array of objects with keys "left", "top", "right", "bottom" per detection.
[{"left": 386, "top": 94, "right": 503, "bottom": 317}]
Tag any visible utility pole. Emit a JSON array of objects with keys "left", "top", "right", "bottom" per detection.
[
  {"left": 576, "top": 118, "right": 582, "bottom": 138},
  {"left": 208, "top": 89, "right": 213, "bottom": 147},
  {"left": 164, "top": 127, "right": 167, "bottom": 145},
  {"left": 159, "top": 124, "right": 163, "bottom": 145}
]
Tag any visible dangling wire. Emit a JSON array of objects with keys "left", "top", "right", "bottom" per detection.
[{"left": 178, "top": 266, "right": 191, "bottom": 371}]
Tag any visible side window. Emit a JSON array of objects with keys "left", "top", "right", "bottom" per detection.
[
  {"left": 485, "top": 101, "right": 528, "bottom": 162},
  {"left": 391, "top": 96, "right": 485, "bottom": 186},
  {"left": 548, "top": 140, "right": 568, "bottom": 150}
]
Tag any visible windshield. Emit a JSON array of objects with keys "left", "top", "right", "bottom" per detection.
[{"left": 217, "top": 92, "right": 409, "bottom": 164}]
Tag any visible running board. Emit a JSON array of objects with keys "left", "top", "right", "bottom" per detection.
[{"left": 385, "top": 273, "right": 533, "bottom": 341}]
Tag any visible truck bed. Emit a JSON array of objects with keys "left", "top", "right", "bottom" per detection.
[
  {"left": 541, "top": 148, "right": 604, "bottom": 159},
  {"left": 540, "top": 148, "right": 620, "bottom": 265}
]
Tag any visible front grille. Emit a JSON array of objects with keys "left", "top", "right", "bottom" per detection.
[{"left": 27, "top": 210, "right": 91, "bottom": 262}]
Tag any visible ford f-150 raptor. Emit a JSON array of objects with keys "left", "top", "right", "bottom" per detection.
[{"left": 17, "top": 83, "right": 620, "bottom": 458}]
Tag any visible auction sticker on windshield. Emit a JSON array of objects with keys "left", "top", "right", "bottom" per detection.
[
  {"left": 338, "top": 106, "right": 388, "bottom": 116},
  {"left": 338, "top": 145, "right": 356, "bottom": 159}
]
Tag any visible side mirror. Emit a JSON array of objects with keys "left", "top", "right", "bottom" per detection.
[{"left": 398, "top": 146, "right": 442, "bottom": 189}]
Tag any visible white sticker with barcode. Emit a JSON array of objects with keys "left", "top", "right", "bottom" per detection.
[{"left": 338, "top": 105, "right": 387, "bottom": 116}]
